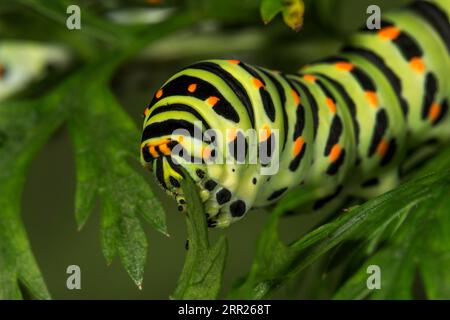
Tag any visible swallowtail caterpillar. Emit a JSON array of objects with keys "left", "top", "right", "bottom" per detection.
[{"left": 141, "top": 0, "right": 450, "bottom": 228}]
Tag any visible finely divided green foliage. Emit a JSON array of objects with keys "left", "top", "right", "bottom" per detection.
[
  {"left": 0, "top": 0, "right": 195, "bottom": 297},
  {"left": 171, "top": 172, "right": 228, "bottom": 299},
  {"left": 229, "top": 148, "right": 450, "bottom": 299},
  {"left": 261, "top": 0, "right": 305, "bottom": 31},
  {"left": 334, "top": 151, "right": 450, "bottom": 299},
  {"left": 261, "top": 0, "right": 285, "bottom": 24},
  {"left": 68, "top": 69, "right": 167, "bottom": 287},
  {"left": 0, "top": 64, "right": 167, "bottom": 295},
  {"left": 0, "top": 98, "right": 59, "bottom": 299}
]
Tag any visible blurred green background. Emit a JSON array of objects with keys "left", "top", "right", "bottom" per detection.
[{"left": 2, "top": 0, "right": 410, "bottom": 299}]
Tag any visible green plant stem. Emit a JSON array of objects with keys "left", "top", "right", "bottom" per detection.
[{"left": 171, "top": 171, "right": 228, "bottom": 300}]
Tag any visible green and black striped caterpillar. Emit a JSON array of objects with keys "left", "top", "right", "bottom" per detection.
[{"left": 141, "top": 0, "right": 450, "bottom": 228}]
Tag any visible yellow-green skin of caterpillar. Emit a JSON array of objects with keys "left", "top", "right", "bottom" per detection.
[{"left": 140, "top": 0, "right": 450, "bottom": 228}]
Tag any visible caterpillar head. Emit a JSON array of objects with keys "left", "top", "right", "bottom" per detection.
[{"left": 140, "top": 60, "right": 267, "bottom": 228}]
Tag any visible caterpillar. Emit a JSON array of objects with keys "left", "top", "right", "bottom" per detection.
[{"left": 140, "top": 0, "right": 450, "bottom": 228}]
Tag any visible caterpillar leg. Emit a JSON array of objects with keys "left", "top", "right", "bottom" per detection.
[
  {"left": 206, "top": 190, "right": 250, "bottom": 228},
  {"left": 207, "top": 209, "right": 232, "bottom": 228}
]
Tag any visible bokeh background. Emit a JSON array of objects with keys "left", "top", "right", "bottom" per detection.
[{"left": 2, "top": 0, "right": 410, "bottom": 299}]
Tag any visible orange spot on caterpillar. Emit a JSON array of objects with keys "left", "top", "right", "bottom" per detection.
[
  {"left": 428, "top": 102, "right": 441, "bottom": 122},
  {"left": 329, "top": 144, "right": 342, "bottom": 162},
  {"left": 410, "top": 57, "right": 425, "bottom": 73},
  {"left": 378, "top": 26, "right": 401, "bottom": 40},
  {"left": 326, "top": 98, "right": 336, "bottom": 113},
  {"left": 202, "top": 147, "right": 211, "bottom": 159},
  {"left": 156, "top": 89, "right": 163, "bottom": 99},
  {"left": 159, "top": 144, "right": 171, "bottom": 156},
  {"left": 227, "top": 128, "right": 237, "bottom": 141},
  {"left": 253, "top": 78, "right": 264, "bottom": 89},
  {"left": 150, "top": 139, "right": 169, "bottom": 146},
  {"left": 292, "top": 137, "right": 305, "bottom": 157},
  {"left": 376, "top": 139, "right": 389, "bottom": 157},
  {"left": 303, "top": 74, "right": 316, "bottom": 82},
  {"left": 143, "top": 108, "right": 150, "bottom": 117},
  {"left": 259, "top": 125, "right": 271, "bottom": 142},
  {"left": 365, "top": 91, "right": 378, "bottom": 108},
  {"left": 335, "top": 62, "right": 354, "bottom": 71},
  {"left": 188, "top": 83, "right": 197, "bottom": 93},
  {"left": 291, "top": 90, "right": 300, "bottom": 105},
  {"left": 149, "top": 145, "right": 158, "bottom": 158},
  {"left": 228, "top": 59, "right": 240, "bottom": 64},
  {"left": 206, "top": 96, "right": 220, "bottom": 106}
]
